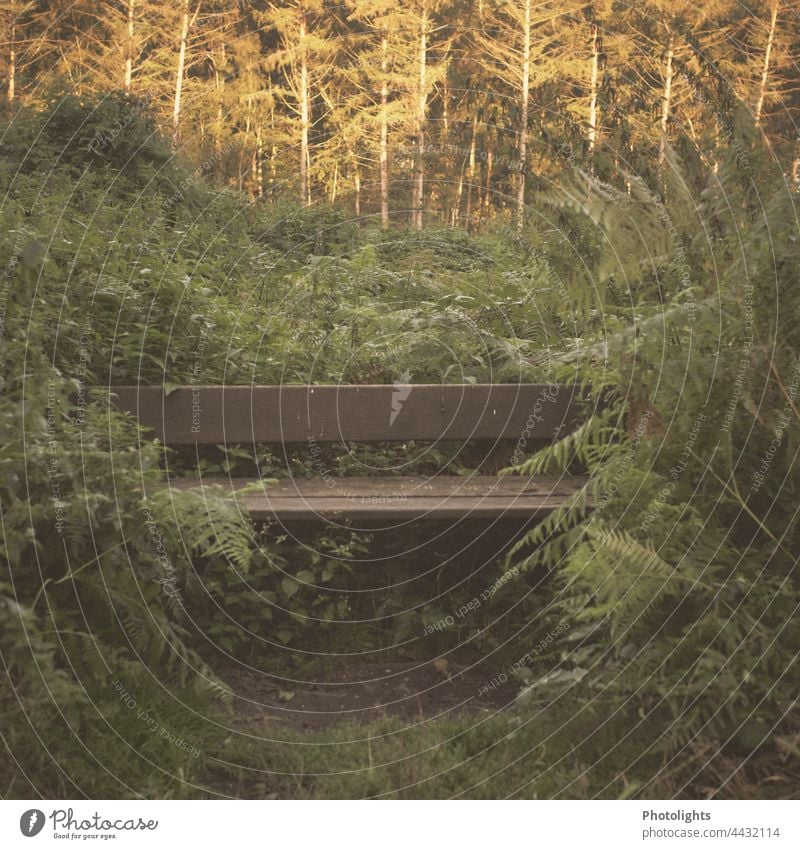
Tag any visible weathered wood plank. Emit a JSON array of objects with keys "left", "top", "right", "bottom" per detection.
[
  {"left": 108, "top": 384, "right": 586, "bottom": 445},
  {"left": 165, "top": 475, "right": 589, "bottom": 521}
]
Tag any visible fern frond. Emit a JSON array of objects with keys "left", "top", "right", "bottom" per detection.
[
  {"left": 507, "top": 488, "right": 592, "bottom": 568},
  {"left": 573, "top": 524, "right": 687, "bottom": 639},
  {"left": 503, "top": 403, "right": 622, "bottom": 477},
  {"left": 537, "top": 166, "right": 674, "bottom": 286},
  {"left": 150, "top": 485, "right": 255, "bottom": 574}
]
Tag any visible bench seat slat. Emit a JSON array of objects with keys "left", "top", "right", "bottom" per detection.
[{"left": 165, "top": 475, "right": 589, "bottom": 521}]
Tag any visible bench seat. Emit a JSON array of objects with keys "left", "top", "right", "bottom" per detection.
[{"left": 165, "top": 475, "right": 589, "bottom": 521}]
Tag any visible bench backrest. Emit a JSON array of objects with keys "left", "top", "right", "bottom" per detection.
[{"left": 109, "top": 384, "right": 585, "bottom": 445}]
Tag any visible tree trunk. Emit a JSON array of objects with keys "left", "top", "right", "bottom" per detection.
[
  {"left": 173, "top": 0, "right": 198, "bottom": 146},
  {"left": 299, "top": 13, "right": 310, "bottom": 206},
  {"left": 354, "top": 168, "right": 361, "bottom": 217},
  {"left": 516, "top": 0, "right": 531, "bottom": 231},
  {"left": 453, "top": 158, "right": 465, "bottom": 226},
  {"left": 241, "top": 87, "right": 253, "bottom": 192},
  {"left": 658, "top": 30, "right": 674, "bottom": 168},
  {"left": 269, "top": 105, "right": 276, "bottom": 196},
  {"left": 413, "top": 2, "right": 428, "bottom": 229},
  {"left": 255, "top": 126, "right": 264, "bottom": 199},
  {"left": 442, "top": 58, "right": 449, "bottom": 136},
  {"left": 587, "top": 22, "right": 600, "bottom": 165},
  {"left": 124, "top": 0, "right": 135, "bottom": 92},
  {"left": 465, "top": 113, "right": 477, "bottom": 230},
  {"left": 8, "top": 21, "right": 15, "bottom": 102},
  {"left": 380, "top": 33, "right": 389, "bottom": 227},
  {"left": 482, "top": 148, "right": 493, "bottom": 219},
  {"left": 213, "top": 49, "right": 224, "bottom": 168},
  {"left": 754, "top": 2, "right": 778, "bottom": 126}
]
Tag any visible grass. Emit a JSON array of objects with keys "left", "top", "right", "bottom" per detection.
[{"left": 212, "top": 694, "right": 800, "bottom": 799}]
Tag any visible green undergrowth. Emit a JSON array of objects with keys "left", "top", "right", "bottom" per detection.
[{"left": 213, "top": 692, "right": 800, "bottom": 799}]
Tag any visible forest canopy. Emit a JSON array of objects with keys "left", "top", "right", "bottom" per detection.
[{"left": 2, "top": 1, "right": 799, "bottom": 223}]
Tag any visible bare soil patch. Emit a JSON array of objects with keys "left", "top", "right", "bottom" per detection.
[{"left": 227, "top": 659, "right": 518, "bottom": 731}]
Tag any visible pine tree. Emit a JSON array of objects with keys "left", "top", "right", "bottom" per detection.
[
  {"left": 476, "top": 0, "right": 571, "bottom": 229},
  {"left": 615, "top": 1, "right": 735, "bottom": 176},
  {"left": 259, "top": 0, "right": 339, "bottom": 206},
  {"left": 0, "top": 1, "right": 37, "bottom": 102},
  {"left": 346, "top": 0, "right": 407, "bottom": 226},
  {"left": 555, "top": 2, "right": 618, "bottom": 179},
  {"left": 725, "top": 0, "right": 800, "bottom": 172}
]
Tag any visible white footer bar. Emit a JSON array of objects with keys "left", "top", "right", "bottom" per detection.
[{"left": 2, "top": 800, "right": 797, "bottom": 848}]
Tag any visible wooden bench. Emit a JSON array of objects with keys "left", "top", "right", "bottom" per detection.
[{"left": 109, "top": 383, "right": 589, "bottom": 522}]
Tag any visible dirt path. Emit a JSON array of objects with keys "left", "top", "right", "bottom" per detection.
[{"left": 227, "top": 660, "right": 518, "bottom": 731}]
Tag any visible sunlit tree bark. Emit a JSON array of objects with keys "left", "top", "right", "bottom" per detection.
[
  {"left": 124, "top": 0, "right": 135, "bottom": 91},
  {"left": 412, "top": 0, "right": 428, "bottom": 229},
  {"left": 658, "top": 28, "right": 674, "bottom": 168},
  {"left": 172, "top": 0, "right": 200, "bottom": 145},
  {"left": 754, "top": 0, "right": 778, "bottom": 126}
]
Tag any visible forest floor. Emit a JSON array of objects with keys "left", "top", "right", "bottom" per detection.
[
  {"left": 211, "top": 661, "right": 527, "bottom": 799},
  {"left": 228, "top": 660, "right": 518, "bottom": 732}
]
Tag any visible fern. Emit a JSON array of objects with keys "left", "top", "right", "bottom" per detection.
[
  {"left": 150, "top": 485, "right": 255, "bottom": 575},
  {"left": 504, "top": 406, "right": 622, "bottom": 478}
]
